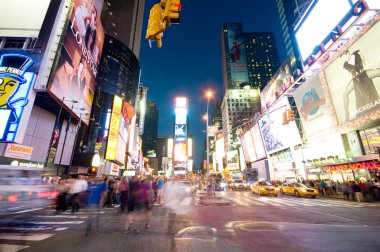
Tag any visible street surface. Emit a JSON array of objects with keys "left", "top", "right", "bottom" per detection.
[{"left": 1, "top": 191, "right": 379, "bottom": 252}]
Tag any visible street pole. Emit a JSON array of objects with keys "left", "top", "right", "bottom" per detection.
[{"left": 206, "top": 95, "right": 210, "bottom": 175}]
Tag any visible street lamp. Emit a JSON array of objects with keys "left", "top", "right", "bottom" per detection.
[{"left": 204, "top": 90, "right": 213, "bottom": 174}]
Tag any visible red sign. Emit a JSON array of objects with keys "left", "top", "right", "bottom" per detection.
[{"left": 323, "top": 160, "right": 380, "bottom": 172}]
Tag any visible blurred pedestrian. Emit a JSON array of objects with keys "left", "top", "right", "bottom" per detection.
[
  {"left": 55, "top": 179, "right": 68, "bottom": 213},
  {"left": 157, "top": 177, "right": 164, "bottom": 204},
  {"left": 70, "top": 175, "right": 88, "bottom": 213},
  {"left": 352, "top": 181, "right": 362, "bottom": 202},
  {"left": 124, "top": 176, "right": 140, "bottom": 233},
  {"left": 118, "top": 176, "right": 129, "bottom": 214},
  {"left": 85, "top": 178, "right": 107, "bottom": 236}
]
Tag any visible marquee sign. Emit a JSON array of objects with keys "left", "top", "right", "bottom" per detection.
[
  {"left": 105, "top": 95, "right": 122, "bottom": 161},
  {"left": 0, "top": 54, "right": 35, "bottom": 142}
]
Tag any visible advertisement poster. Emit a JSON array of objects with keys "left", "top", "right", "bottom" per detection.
[
  {"left": 258, "top": 97, "right": 302, "bottom": 154},
  {"left": 293, "top": 74, "right": 345, "bottom": 159},
  {"left": 0, "top": 54, "right": 35, "bottom": 142},
  {"left": 174, "top": 124, "right": 187, "bottom": 142},
  {"left": 240, "top": 129, "right": 256, "bottom": 163},
  {"left": 226, "top": 150, "right": 239, "bottom": 170},
  {"left": 49, "top": 0, "right": 105, "bottom": 125},
  {"left": 225, "top": 23, "right": 249, "bottom": 88},
  {"left": 324, "top": 21, "right": 380, "bottom": 125},
  {"left": 250, "top": 124, "right": 266, "bottom": 160}
]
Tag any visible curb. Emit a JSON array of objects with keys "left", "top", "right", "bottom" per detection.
[{"left": 197, "top": 199, "right": 231, "bottom": 207}]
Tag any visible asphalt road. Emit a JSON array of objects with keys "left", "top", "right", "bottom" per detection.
[{"left": 1, "top": 191, "right": 379, "bottom": 252}]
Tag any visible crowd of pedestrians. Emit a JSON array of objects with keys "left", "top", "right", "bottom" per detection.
[{"left": 53, "top": 175, "right": 167, "bottom": 234}]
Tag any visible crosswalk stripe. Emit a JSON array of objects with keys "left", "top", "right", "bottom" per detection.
[
  {"left": 0, "top": 233, "right": 54, "bottom": 241},
  {"left": 30, "top": 221, "right": 84, "bottom": 225},
  {"left": 258, "top": 197, "right": 295, "bottom": 207},
  {"left": 0, "top": 244, "right": 29, "bottom": 252},
  {"left": 35, "top": 215, "right": 88, "bottom": 219}
]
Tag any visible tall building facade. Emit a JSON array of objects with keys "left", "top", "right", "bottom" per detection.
[
  {"left": 142, "top": 102, "right": 159, "bottom": 156},
  {"left": 221, "top": 23, "right": 279, "bottom": 155},
  {"left": 275, "top": 0, "right": 312, "bottom": 73},
  {"left": 211, "top": 99, "right": 223, "bottom": 130},
  {"left": 100, "top": 0, "right": 146, "bottom": 59},
  {"left": 244, "top": 32, "right": 280, "bottom": 91}
]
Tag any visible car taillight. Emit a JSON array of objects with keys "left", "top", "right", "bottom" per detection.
[{"left": 8, "top": 194, "right": 18, "bottom": 203}]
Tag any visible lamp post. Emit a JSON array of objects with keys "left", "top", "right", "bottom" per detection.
[{"left": 205, "top": 90, "right": 213, "bottom": 175}]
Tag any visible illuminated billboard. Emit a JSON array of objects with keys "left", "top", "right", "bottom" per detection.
[
  {"left": 261, "top": 59, "right": 294, "bottom": 111},
  {"left": 167, "top": 138, "right": 173, "bottom": 157},
  {"left": 295, "top": 0, "right": 351, "bottom": 62},
  {"left": 226, "top": 150, "right": 239, "bottom": 170},
  {"left": 323, "top": 20, "right": 380, "bottom": 125},
  {"left": 175, "top": 107, "right": 187, "bottom": 124},
  {"left": 240, "top": 129, "right": 257, "bottom": 163},
  {"left": 225, "top": 23, "right": 249, "bottom": 88},
  {"left": 174, "top": 124, "right": 187, "bottom": 142},
  {"left": 0, "top": 54, "right": 35, "bottom": 142},
  {"left": 175, "top": 97, "right": 187, "bottom": 108},
  {"left": 174, "top": 142, "right": 187, "bottom": 162},
  {"left": 48, "top": 0, "right": 105, "bottom": 125},
  {"left": 105, "top": 96, "right": 122, "bottom": 161},
  {"left": 0, "top": 0, "right": 51, "bottom": 38},
  {"left": 187, "top": 138, "right": 192, "bottom": 157},
  {"left": 293, "top": 74, "right": 345, "bottom": 159},
  {"left": 250, "top": 124, "right": 266, "bottom": 160},
  {"left": 258, "top": 97, "right": 302, "bottom": 154}
]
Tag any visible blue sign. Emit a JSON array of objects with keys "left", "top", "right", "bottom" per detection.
[{"left": 0, "top": 54, "right": 34, "bottom": 142}]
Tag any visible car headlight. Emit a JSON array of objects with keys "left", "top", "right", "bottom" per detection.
[
  {"left": 220, "top": 183, "right": 226, "bottom": 187},
  {"left": 185, "top": 188, "right": 191, "bottom": 192},
  {"left": 260, "top": 188, "right": 266, "bottom": 191},
  {"left": 300, "top": 189, "right": 307, "bottom": 192}
]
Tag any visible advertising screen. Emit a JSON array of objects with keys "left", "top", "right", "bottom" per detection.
[
  {"left": 174, "top": 124, "right": 187, "bottom": 142},
  {"left": 240, "top": 130, "right": 256, "bottom": 163},
  {"left": 0, "top": 54, "right": 36, "bottom": 142},
  {"left": 323, "top": 21, "right": 380, "bottom": 125},
  {"left": 226, "top": 150, "right": 239, "bottom": 170},
  {"left": 295, "top": 0, "right": 351, "bottom": 62},
  {"left": 174, "top": 142, "right": 187, "bottom": 162},
  {"left": 258, "top": 97, "right": 302, "bottom": 154},
  {"left": 293, "top": 74, "right": 345, "bottom": 159},
  {"left": 251, "top": 124, "right": 266, "bottom": 160},
  {"left": 225, "top": 23, "right": 250, "bottom": 88},
  {"left": 105, "top": 96, "right": 122, "bottom": 161},
  {"left": 261, "top": 59, "right": 294, "bottom": 110},
  {"left": 0, "top": 0, "right": 51, "bottom": 38},
  {"left": 175, "top": 107, "right": 187, "bottom": 124},
  {"left": 48, "top": 0, "right": 105, "bottom": 125}
]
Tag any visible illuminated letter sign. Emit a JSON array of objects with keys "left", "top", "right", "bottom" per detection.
[
  {"left": 0, "top": 54, "right": 34, "bottom": 142},
  {"left": 105, "top": 95, "right": 122, "bottom": 160}
]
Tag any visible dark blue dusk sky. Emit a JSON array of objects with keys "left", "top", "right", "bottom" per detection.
[{"left": 139, "top": 0, "right": 287, "bottom": 167}]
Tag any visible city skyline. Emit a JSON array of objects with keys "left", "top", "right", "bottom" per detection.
[{"left": 139, "top": 0, "right": 287, "bottom": 167}]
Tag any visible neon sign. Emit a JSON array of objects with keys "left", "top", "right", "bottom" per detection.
[
  {"left": 0, "top": 54, "right": 34, "bottom": 142},
  {"left": 105, "top": 95, "right": 122, "bottom": 161}
]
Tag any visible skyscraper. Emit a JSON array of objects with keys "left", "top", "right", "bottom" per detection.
[
  {"left": 221, "top": 23, "right": 279, "bottom": 153},
  {"left": 100, "top": 0, "right": 146, "bottom": 59},
  {"left": 142, "top": 102, "right": 159, "bottom": 157},
  {"left": 275, "top": 0, "right": 312, "bottom": 73}
]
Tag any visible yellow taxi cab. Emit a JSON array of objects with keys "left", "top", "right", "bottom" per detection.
[
  {"left": 250, "top": 181, "right": 279, "bottom": 196},
  {"left": 279, "top": 182, "right": 318, "bottom": 198}
]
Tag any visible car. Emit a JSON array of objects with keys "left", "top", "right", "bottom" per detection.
[
  {"left": 0, "top": 165, "right": 56, "bottom": 216},
  {"left": 176, "top": 181, "right": 196, "bottom": 195},
  {"left": 250, "top": 181, "right": 279, "bottom": 196},
  {"left": 278, "top": 182, "right": 319, "bottom": 198},
  {"left": 230, "top": 179, "right": 249, "bottom": 191}
]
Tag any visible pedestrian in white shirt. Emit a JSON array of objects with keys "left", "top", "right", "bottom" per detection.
[{"left": 70, "top": 175, "right": 88, "bottom": 213}]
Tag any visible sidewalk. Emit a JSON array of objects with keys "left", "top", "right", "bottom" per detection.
[{"left": 320, "top": 192, "right": 380, "bottom": 203}]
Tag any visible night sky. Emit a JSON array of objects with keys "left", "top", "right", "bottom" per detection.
[{"left": 139, "top": 0, "right": 287, "bottom": 168}]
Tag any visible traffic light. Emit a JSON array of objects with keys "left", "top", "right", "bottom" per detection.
[
  {"left": 88, "top": 167, "right": 97, "bottom": 176},
  {"left": 162, "top": 0, "right": 181, "bottom": 26},
  {"left": 287, "top": 109, "right": 296, "bottom": 121},
  {"left": 282, "top": 110, "right": 289, "bottom": 125},
  {"left": 146, "top": 3, "right": 165, "bottom": 41}
]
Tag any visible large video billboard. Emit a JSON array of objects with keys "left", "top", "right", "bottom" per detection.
[
  {"left": 258, "top": 97, "right": 302, "bottom": 154},
  {"left": 174, "top": 124, "right": 187, "bottom": 142},
  {"left": 250, "top": 124, "right": 266, "bottom": 160},
  {"left": 240, "top": 129, "right": 257, "bottom": 163},
  {"left": 323, "top": 20, "right": 380, "bottom": 125},
  {"left": 48, "top": 0, "right": 105, "bottom": 125},
  {"left": 225, "top": 23, "right": 249, "bottom": 88}
]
